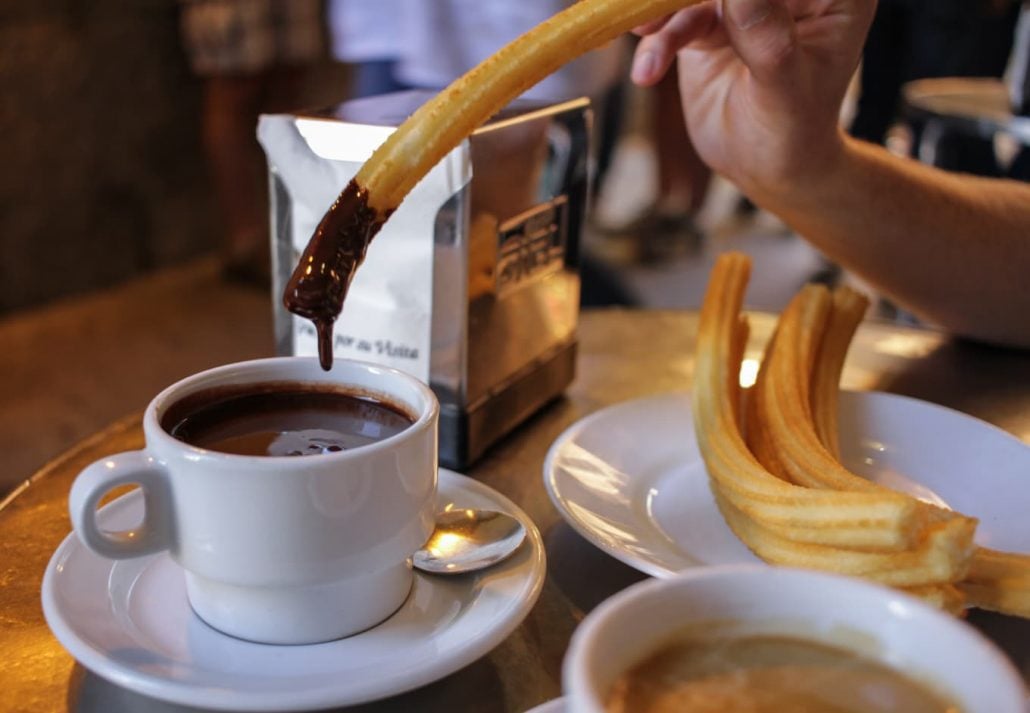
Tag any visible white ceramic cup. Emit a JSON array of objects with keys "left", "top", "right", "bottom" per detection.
[
  {"left": 69, "top": 357, "right": 438, "bottom": 645},
  {"left": 564, "top": 565, "right": 1027, "bottom": 713}
]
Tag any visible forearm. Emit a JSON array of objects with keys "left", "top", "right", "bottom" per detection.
[{"left": 755, "top": 134, "right": 1030, "bottom": 348}]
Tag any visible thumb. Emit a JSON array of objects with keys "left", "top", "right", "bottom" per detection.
[{"left": 720, "top": 0, "right": 797, "bottom": 83}]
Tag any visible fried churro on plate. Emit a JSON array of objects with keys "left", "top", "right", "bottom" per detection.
[{"left": 695, "top": 252, "right": 1030, "bottom": 617}]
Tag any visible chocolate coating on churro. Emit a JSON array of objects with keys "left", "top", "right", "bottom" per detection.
[
  {"left": 285, "top": 0, "right": 702, "bottom": 368},
  {"left": 283, "top": 180, "right": 391, "bottom": 370}
]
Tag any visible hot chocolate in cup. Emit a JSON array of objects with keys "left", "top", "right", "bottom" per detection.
[
  {"left": 69, "top": 357, "right": 438, "bottom": 645},
  {"left": 563, "top": 565, "right": 1027, "bottom": 713}
]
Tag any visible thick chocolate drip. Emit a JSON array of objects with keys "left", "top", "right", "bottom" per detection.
[{"left": 283, "top": 180, "right": 391, "bottom": 370}]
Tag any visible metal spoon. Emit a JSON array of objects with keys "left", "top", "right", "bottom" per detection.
[{"left": 413, "top": 508, "right": 527, "bottom": 575}]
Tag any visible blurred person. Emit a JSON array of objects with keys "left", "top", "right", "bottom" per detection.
[
  {"left": 1006, "top": 2, "right": 1030, "bottom": 180},
  {"left": 325, "top": 0, "right": 407, "bottom": 98},
  {"left": 653, "top": 66, "right": 711, "bottom": 226},
  {"left": 326, "top": 0, "right": 628, "bottom": 191},
  {"left": 606, "top": 64, "right": 712, "bottom": 264},
  {"left": 327, "top": 1, "right": 626, "bottom": 102},
  {"left": 631, "top": 0, "right": 1030, "bottom": 348},
  {"left": 847, "top": 0, "right": 909, "bottom": 147},
  {"left": 850, "top": 0, "right": 1022, "bottom": 176},
  {"left": 180, "top": 0, "right": 325, "bottom": 284}
]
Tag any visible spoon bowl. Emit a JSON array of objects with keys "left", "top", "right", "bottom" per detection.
[{"left": 414, "top": 508, "right": 527, "bottom": 575}]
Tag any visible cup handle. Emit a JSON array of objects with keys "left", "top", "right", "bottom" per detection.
[{"left": 69, "top": 451, "right": 174, "bottom": 559}]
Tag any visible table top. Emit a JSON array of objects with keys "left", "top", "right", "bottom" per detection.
[
  {"left": 902, "top": 77, "right": 1030, "bottom": 146},
  {"left": 3, "top": 267, "right": 1030, "bottom": 713}
]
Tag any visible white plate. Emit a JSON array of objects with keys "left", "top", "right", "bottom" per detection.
[
  {"left": 42, "top": 469, "right": 545, "bottom": 711},
  {"left": 544, "top": 391, "right": 1030, "bottom": 578}
]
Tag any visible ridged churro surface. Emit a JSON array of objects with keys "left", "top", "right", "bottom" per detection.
[{"left": 695, "top": 252, "right": 1030, "bottom": 617}]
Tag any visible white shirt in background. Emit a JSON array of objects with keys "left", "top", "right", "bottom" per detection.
[{"left": 327, "top": 0, "right": 628, "bottom": 101}]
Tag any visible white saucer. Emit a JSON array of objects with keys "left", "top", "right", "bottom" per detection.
[
  {"left": 544, "top": 390, "right": 1030, "bottom": 577},
  {"left": 43, "top": 469, "right": 545, "bottom": 711}
]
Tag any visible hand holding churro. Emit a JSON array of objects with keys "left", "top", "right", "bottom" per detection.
[
  {"left": 631, "top": 0, "right": 875, "bottom": 204},
  {"left": 636, "top": 0, "right": 1030, "bottom": 348}
]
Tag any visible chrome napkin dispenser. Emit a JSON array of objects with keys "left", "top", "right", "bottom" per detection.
[{"left": 259, "top": 91, "right": 589, "bottom": 469}]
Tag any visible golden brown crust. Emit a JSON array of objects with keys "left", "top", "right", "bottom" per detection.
[
  {"left": 693, "top": 252, "right": 1005, "bottom": 613},
  {"left": 693, "top": 253, "right": 921, "bottom": 542},
  {"left": 353, "top": 0, "right": 703, "bottom": 212},
  {"left": 811, "top": 286, "right": 869, "bottom": 459}
]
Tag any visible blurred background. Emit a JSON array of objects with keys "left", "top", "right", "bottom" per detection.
[
  {"left": 1, "top": 0, "right": 1027, "bottom": 493},
  {"left": 2, "top": 0, "right": 1027, "bottom": 313}
]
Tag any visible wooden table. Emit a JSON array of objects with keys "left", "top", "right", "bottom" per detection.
[{"left": 3, "top": 265, "right": 1030, "bottom": 713}]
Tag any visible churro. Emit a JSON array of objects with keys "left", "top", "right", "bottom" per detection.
[
  {"left": 693, "top": 254, "right": 922, "bottom": 545},
  {"left": 747, "top": 284, "right": 978, "bottom": 558},
  {"left": 284, "top": 0, "right": 704, "bottom": 368},
  {"left": 694, "top": 252, "right": 992, "bottom": 612},
  {"left": 714, "top": 488, "right": 973, "bottom": 587},
  {"left": 811, "top": 286, "right": 869, "bottom": 459},
  {"left": 962, "top": 548, "right": 1030, "bottom": 617}
]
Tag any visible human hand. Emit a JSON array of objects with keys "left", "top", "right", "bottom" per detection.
[{"left": 630, "top": 0, "right": 875, "bottom": 202}]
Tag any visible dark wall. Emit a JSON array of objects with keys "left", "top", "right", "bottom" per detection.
[
  {"left": 0, "top": 1, "right": 351, "bottom": 314},
  {"left": 0, "top": 1, "right": 218, "bottom": 313}
]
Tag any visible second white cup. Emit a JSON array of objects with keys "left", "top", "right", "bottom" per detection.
[{"left": 564, "top": 565, "right": 1026, "bottom": 713}]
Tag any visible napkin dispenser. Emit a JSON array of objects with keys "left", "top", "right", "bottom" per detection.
[{"left": 259, "top": 91, "right": 589, "bottom": 469}]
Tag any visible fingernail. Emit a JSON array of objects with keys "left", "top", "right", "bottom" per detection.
[
  {"left": 727, "top": 0, "right": 771, "bottom": 29},
  {"left": 631, "top": 51, "right": 658, "bottom": 83}
]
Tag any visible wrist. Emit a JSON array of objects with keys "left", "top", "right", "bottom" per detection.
[{"left": 743, "top": 126, "right": 850, "bottom": 213}]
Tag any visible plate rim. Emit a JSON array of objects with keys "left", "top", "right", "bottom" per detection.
[
  {"left": 543, "top": 391, "right": 693, "bottom": 578},
  {"left": 543, "top": 389, "right": 1030, "bottom": 579},
  {"left": 42, "top": 468, "right": 546, "bottom": 711}
]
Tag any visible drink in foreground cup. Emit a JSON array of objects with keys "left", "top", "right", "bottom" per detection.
[
  {"left": 563, "top": 565, "right": 1026, "bottom": 713},
  {"left": 68, "top": 358, "right": 439, "bottom": 645}
]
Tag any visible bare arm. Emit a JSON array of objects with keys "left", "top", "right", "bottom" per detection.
[
  {"left": 765, "top": 135, "right": 1030, "bottom": 348},
  {"left": 632, "top": 0, "right": 1030, "bottom": 348}
]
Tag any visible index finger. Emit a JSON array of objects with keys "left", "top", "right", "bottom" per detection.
[{"left": 633, "top": 15, "right": 673, "bottom": 35}]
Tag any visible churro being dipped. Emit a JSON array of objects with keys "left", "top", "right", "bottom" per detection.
[{"left": 284, "top": 0, "right": 704, "bottom": 369}]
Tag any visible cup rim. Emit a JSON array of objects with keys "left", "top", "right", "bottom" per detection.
[
  {"left": 563, "top": 564, "right": 1027, "bottom": 713},
  {"left": 143, "top": 356, "right": 439, "bottom": 464}
]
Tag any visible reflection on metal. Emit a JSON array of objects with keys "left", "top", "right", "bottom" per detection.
[
  {"left": 425, "top": 532, "right": 463, "bottom": 558},
  {"left": 495, "top": 197, "right": 568, "bottom": 298},
  {"left": 413, "top": 509, "right": 526, "bottom": 574}
]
